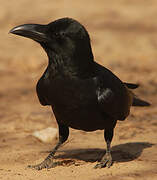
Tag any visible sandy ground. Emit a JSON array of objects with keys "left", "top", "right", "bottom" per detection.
[{"left": 1, "top": 0, "right": 157, "bottom": 179}]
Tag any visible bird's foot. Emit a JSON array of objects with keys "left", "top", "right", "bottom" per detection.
[
  {"left": 28, "top": 158, "right": 61, "bottom": 170},
  {"left": 94, "top": 152, "right": 112, "bottom": 169}
]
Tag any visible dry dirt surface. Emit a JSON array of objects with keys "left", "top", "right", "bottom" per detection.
[{"left": 1, "top": 0, "right": 157, "bottom": 179}]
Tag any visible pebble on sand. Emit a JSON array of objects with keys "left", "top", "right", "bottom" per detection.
[{"left": 32, "top": 127, "right": 58, "bottom": 143}]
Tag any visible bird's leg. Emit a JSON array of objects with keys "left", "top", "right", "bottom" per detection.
[
  {"left": 28, "top": 124, "right": 69, "bottom": 170},
  {"left": 94, "top": 128, "right": 113, "bottom": 168}
]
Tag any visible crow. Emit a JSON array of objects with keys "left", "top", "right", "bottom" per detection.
[{"left": 10, "top": 17, "right": 150, "bottom": 170}]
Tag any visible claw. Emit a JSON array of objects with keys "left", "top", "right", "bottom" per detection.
[
  {"left": 27, "top": 160, "right": 62, "bottom": 170},
  {"left": 94, "top": 160, "right": 112, "bottom": 169},
  {"left": 94, "top": 153, "right": 112, "bottom": 169},
  {"left": 28, "top": 164, "right": 43, "bottom": 170}
]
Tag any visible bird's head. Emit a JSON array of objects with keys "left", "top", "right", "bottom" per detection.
[{"left": 10, "top": 18, "right": 94, "bottom": 75}]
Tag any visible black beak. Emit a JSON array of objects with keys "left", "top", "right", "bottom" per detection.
[{"left": 9, "top": 24, "right": 48, "bottom": 42}]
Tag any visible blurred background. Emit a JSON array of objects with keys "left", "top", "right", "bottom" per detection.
[{"left": 0, "top": 0, "right": 157, "bottom": 179}]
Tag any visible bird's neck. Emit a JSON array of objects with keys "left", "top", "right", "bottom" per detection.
[{"left": 46, "top": 50, "right": 95, "bottom": 79}]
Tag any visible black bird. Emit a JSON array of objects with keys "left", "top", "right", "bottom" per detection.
[{"left": 10, "top": 18, "right": 150, "bottom": 170}]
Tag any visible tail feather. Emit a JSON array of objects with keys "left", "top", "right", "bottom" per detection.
[
  {"left": 132, "top": 97, "right": 151, "bottom": 106},
  {"left": 125, "top": 82, "right": 150, "bottom": 106},
  {"left": 124, "top": 82, "right": 139, "bottom": 89}
]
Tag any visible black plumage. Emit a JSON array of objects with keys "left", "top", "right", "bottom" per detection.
[{"left": 10, "top": 17, "right": 150, "bottom": 170}]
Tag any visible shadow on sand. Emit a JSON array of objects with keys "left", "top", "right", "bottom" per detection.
[{"left": 49, "top": 142, "right": 154, "bottom": 165}]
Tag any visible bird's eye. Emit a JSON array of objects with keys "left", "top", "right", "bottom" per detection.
[
  {"left": 60, "top": 32, "right": 65, "bottom": 36},
  {"left": 53, "top": 32, "right": 65, "bottom": 39},
  {"left": 54, "top": 32, "right": 59, "bottom": 37}
]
